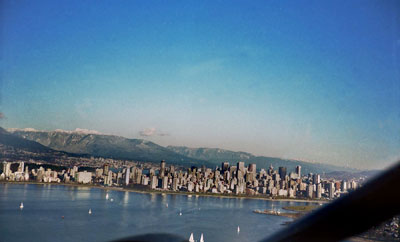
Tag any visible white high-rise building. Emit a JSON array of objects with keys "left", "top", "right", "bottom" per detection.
[
  {"left": 296, "top": 166, "right": 301, "bottom": 178},
  {"left": 18, "top": 162, "right": 24, "bottom": 173},
  {"left": 341, "top": 181, "right": 347, "bottom": 191},
  {"left": 77, "top": 171, "right": 92, "bottom": 184},
  {"left": 125, "top": 168, "right": 130, "bottom": 186},
  {"left": 351, "top": 180, "right": 358, "bottom": 190},
  {"left": 306, "top": 184, "right": 314, "bottom": 198},
  {"left": 237, "top": 162, "right": 245, "bottom": 172},
  {"left": 313, "top": 174, "right": 320, "bottom": 184},
  {"left": 162, "top": 176, "right": 168, "bottom": 190},
  {"left": 150, "top": 175, "right": 158, "bottom": 189},
  {"left": 316, "top": 183, "right": 322, "bottom": 198},
  {"left": 328, "top": 182, "right": 335, "bottom": 199},
  {"left": 2, "top": 162, "right": 11, "bottom": 178}
]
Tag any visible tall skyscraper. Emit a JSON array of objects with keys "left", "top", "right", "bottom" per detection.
[
  {"left": 295, "top": 166, "right": 301, "bottom": 178},
  {"left": 160, "top": 160, "right": 166, "bottom": 178},
  {"left": 2, "top": 162, "right": 11, "bottom": 177},
  {"left": 328, "top": 182, "right": 335, "bottom": 199},
  {"left": 1, "top": 162, "right": 5, "bottom": 174},
  {"left": 306, "top": 184, "right": 314, "bottom": 198},
  {"left": 268, "top": 164, "right": 274, "bottom": 175},
  {"left": 341, "top": 181, "right": 347, "bottom": 191},
  {"left": 316, "top": 183, "right": 322, "bottom": 198},
  {"left": 172, "top": 177, "right": 178, "bottom": 191},
  {"left": 351, "top": 180, "right": 358, "bottom": 190},
  {"left": 313, "top": 174, "right": 320, "bottom": 184},
  {"left": 135, "top": 169, "right": 142, "bottom": 184},
  {"left": 103, "top": 164, "right": 109, "bottom": 176},
  {"left": 222, "top": 162, "right": 230, "bottom": 172},
  {"left": 162, "top": 176, "right": 168, "bottom": 190},
  {"left": 150, "top": 175, "right": 158, "bottom": 189},
  {"left": 248, "top": 164, "right": 257, "bottom": 173},
  {"left": 278, "top": 167, "right": 287, "bottom": 179},
  {"left": 237, "top": 162, "right": 245, "bottom": 172},
  {"left": 125, "top": 167, "right": 130, "bottom": 186},
  {"left": 237, "top": 169, "right": 244, "bottom": 181},
  {"left": 17, "top": 162, "right": 24, "bottom": 173}
]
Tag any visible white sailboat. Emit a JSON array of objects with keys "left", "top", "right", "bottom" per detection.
[
  {"left": 88, "top": 209, "right": 92, "bottom": 215},
  {"left": 189, "top": 233, "right": 194, "bottom": 242},
  {"left": 166, "top": 203, "right": 168, "bottom": 208},
  {"left": 106, "top": 193, "right": 109, "bottom": 199},
  {"left": 200, "top": 233, "right": 204, "bottom": 242},
  {"left": 237, "top": 226, "right": 240, "bottom": 234},
  {"left": 19, "top": 202, "right": 24, "bottom": 209},
  {"left": 179, "top": 208, "right": 182, "bottom": 216}
]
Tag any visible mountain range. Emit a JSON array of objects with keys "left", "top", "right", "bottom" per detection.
[
  {"left": 0, "top": 127, "right": 86, "bottom": 163},
  {"left": 167, "top": 146, "right": 358, "bottom": 174},
  {"left": 3, "top": 128, "right": 359, "bottom": 174},
  {"left": 7, "top": 128, "right": 211, "bottom": 167}
]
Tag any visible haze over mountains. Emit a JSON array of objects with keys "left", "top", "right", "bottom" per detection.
[
  {"left": 4, "top": 128, "right": 358, "bottom": 174},
  {"left": 7, "top": 128, "right": 209, "bottom": 167},
  {"left": 167, "top": 146, "right": 358, "bottom": 174},
  {"left": 0, "top": 127, "right": 87, "bottom": 163}
]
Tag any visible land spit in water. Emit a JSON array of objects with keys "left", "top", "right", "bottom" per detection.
[
  {"left": 254, "top": 205, "right": 400, "bottom": 241},
  {"left": 254, "top": 209, "right": 301, "bottom": 219},
  {"left": 253, "top": 205, "right": 321, "bottom": 219}
]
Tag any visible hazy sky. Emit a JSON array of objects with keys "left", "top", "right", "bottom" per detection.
[{"left": 1, "top": 0, "right": 399, "bottom": 169}]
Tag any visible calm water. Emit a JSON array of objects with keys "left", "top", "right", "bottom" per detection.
[{"left": 0, "top": 184, "right": 309, "bottom": 242}]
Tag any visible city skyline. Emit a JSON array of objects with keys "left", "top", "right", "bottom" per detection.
[
  {"left": 0, "top": 159, "right": 359, "bottom": 201},
  {"left": 2, "top": 0, "right": 400, "bottom": 170}
]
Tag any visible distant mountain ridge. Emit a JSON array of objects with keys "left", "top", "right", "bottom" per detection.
[
  {"left": 321, "top": 170, "right": 380, "bottom": 181},
  {"left": 1, "top": 127, "right": 58, "bottom": 154},
  {"left": 0, "top": 127, "right": 86, "bottom": 163},
  {"left": 8, "top": 128, "right": 210, "bottom": 167},
  {"left": 167, "top": 146, "right": 254, "bottom": 161},
  {"left": 7, "top": 128, "right": 358, "bottom": 174},
  {"left": 167, "top": 146, "right": 358, "bottom": 174}
]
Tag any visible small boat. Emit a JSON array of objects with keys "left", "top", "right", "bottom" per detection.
[
  {"left": 61, "top": 216, "right": 64, "bottom": 219},
  {"left": 106, "top": 194, "right": 109, "bottom": 199},
  {"left": 166, "top": 203, "right": 168, "bottom": 208},
  {"left": 179, "top": 212, "right": 182, "bottom": 216},
  {"left": 200, "top": 233, "right": 204, "bottom": 242},
  {"left": 237, "top": 226, "right": 240, "bottom": 234},
  {"left": 110, "top": 198, "right": 114, "bottom": 202},
  {"left": 19, "top": 202, "right": 24, "bottom": 209},
  {"left": 88, "top": 209, "right": 92, "bottom": 215},
  {"left": 189, "top": 233, "right": 194, "bottom": 242}
]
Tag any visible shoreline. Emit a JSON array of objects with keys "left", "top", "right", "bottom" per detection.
[
  {"left": 253, "top": 209, "right": 302, "bottom": 219},
  {"left": 0, "top": 181, "right": 328, "bottom": 204}
]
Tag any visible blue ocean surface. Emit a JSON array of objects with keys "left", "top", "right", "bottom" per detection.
[{"left": 0, "top": 183, "right": 309, "bottom": 242}]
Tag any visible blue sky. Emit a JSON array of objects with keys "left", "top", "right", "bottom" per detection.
[{"left": 1, "top": 0, "right": 399, "bottom": 169}]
